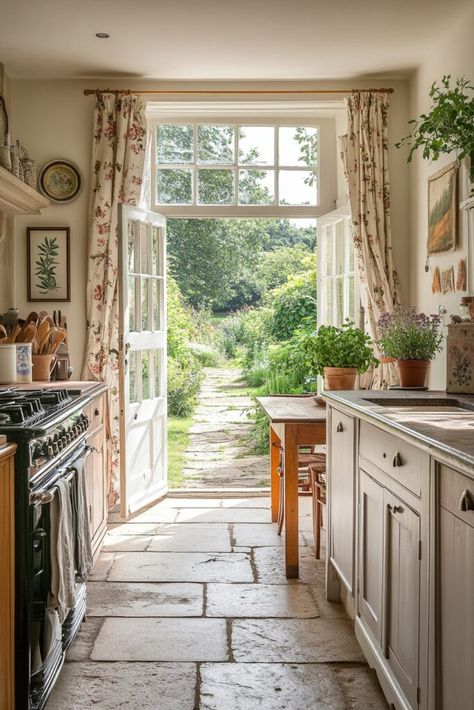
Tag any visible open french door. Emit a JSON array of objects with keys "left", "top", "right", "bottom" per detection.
[{"left": 118, "top": 204, "right": 167, "bottom": 518}]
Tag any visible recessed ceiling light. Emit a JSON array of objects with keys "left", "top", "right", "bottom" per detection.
[{"left": 95, "top": 32, "right": 110, "bottom": 39}]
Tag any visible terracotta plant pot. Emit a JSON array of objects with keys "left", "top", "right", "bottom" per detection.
[
  {"left": 324, "top": 367, "right": 358, "bottom": 390},
  {"left": 397, "top": 359, "right": 430, "bottom": 388}
]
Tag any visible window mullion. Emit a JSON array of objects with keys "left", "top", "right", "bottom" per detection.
[
  {"left": 274, "top": 126, "right": 279, "bottom": 207},
  {"left": 235, "top": 125, "right": 239, "bottom": 206}
]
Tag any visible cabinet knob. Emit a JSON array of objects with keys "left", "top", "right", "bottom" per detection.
[
  {"left": 459, "top": 489, "right": 474, "bottom": 512},
  {"left": 388, "top": 503, "right": 404, "bottom": 514},
  {"left": 336, "top": 422, "right": 344, "bottom": 433},
  {"left": 94, "top": 408, "right": 99, "bottom": 416},
  {"left": 392, "top": 452, "right": 403, "bottom": 467}
]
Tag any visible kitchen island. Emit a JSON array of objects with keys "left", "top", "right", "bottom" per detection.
[{"left": 322, "top": 389, "right": 474, "bottom": 710}]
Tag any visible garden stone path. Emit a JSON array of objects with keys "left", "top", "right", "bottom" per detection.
[{"left": 182, "top": 367, "right": 270, "bottom": 489}]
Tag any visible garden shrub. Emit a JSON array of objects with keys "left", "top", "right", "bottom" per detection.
[{"left": 167, "top": 356, "right": 203, "bottom": 417}]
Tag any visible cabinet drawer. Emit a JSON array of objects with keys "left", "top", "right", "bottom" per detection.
[
  {"left": 359, "top": 421, "right": 424, "bottom": 497},
  {"left": 85, "top": 394, "right": 105, "bottom": 436},
  {"left": 440, "top": 465, "right": 474, "bottom": 527}
]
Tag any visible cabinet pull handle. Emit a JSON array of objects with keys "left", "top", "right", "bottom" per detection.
[
  {"left": 459, "top": 489, "right": 474, "bottom": 512},
  {"left": 336, "top": 422, "right": 344, "bottom": 433},
  {"left": 94, "top": 408, "right": 99, "bottom": 416},
  {"left": 389, "top": 504, "right": 404, "bottom": 514},
  {"left": 392, "top": 452, "right": 403, "bottom": 467}
]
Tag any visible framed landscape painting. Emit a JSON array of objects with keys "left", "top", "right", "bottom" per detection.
[
  {"left": 427, "top": 162, "right": 457, "bottom": 255},
  {"left": 27, "top": 227, "right": 70, "bottom": 301}
]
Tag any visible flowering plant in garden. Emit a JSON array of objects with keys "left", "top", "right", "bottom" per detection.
[{"left": 377, "top": 307, "right": 443, "bottom": 361}]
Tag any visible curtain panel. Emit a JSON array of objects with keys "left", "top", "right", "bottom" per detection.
[
  {"left": 82, "top": 93, "right": 146, "bottom": 503},
  {"left": 339, "top": 91, "right": 400, "bottom": 388}
]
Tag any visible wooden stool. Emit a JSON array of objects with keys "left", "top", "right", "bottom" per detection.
[{"left": 309, "top": 459, "right": 327, "bottom": 559}]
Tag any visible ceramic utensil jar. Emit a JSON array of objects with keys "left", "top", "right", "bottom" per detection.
[
  {"left": 16, "top": 342, "right": 33, "bottom": 383},
  {"left": 0, "top": 344, "right": 17, "bottom": 384},
  {"left": 32, "top": 353, "right": 57, "bottom": 382}
]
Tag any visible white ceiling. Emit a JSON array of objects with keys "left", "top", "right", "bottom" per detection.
[{"left": 0, "top": 0, "right": 471, "bottom": 80}]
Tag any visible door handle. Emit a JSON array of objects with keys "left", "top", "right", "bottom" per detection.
[
  {"left": 336, "top": 422, "right": 344, "bottom": 433},
  {"left": 459, "top": 489, "right": 474, "bottom": 512}
]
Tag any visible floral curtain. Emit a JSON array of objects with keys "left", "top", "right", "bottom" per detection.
[
  {"left": 82, "top": 92, "right": 146, "bottom": 503},
  {"left": 339, "top": 91, "right": 400, "bottom": 388}
]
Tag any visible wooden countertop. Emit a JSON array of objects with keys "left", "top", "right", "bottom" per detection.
[{"left": 257, "top": 395, "right": 327, "bottom": 423}]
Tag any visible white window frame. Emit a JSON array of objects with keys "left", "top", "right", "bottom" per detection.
[
  {"left": 317, "top": 205, "right": 360, "bottom": 327},
  {"left": 149, "top": 117, "right": 324, "bottom": 218}
]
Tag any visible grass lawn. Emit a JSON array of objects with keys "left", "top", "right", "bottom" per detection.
[{"left": 168, "top": 415, "right": 193, "bottom": 488}]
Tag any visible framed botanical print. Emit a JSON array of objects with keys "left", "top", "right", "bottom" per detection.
[
  {"left": 427, "top": 162, "right": 458, "bottom": 255},
  {"left": 27, "top": 227, "right": 70, "bottom": 301}
]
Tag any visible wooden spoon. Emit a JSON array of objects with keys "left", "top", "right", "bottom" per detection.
[
  {"left": 0, "top": 325, "right": 6, "bottom": 340},
  {"left": 36, "top": 319, "right": 50, "bottom": 347},
  {"left": 16, "top": 322, "right": 37, "bottom": 343},
  {"left": 49, "top": 329, "right": 66, "bottom": 354},
  {"left": 5, "top": 324, "right": 21, "bottom": 343}
]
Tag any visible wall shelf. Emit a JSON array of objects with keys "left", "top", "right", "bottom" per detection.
[{"left": 0, "top": 165, "right": 49, "bottom": 215}]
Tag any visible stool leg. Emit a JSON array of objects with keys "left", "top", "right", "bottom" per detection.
[
  {"left": 315, "top": 486, "right": 321, "bottom": 559},
  {"left": 277, "top": 472, "right": 285, "bottom": 535}
]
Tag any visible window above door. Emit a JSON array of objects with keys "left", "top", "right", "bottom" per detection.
[{"left": 151, "top": 122, "right": 322, "bottom": 217}]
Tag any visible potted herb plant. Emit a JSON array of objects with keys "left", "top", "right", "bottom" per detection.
[
  {"left": 313, "top": 322, "right": 378, "bottom": 390},
  {"left": 377, "top": 307, "right": 443, "bottom": 388},
  {"left": 396, "top": 75, "right": 474, "bottom": 189}
]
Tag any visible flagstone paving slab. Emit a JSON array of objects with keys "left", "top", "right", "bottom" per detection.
[
  {"left": 176, "top": 507, "right": 270, "bottom": 523},
  {"left": 233, "top": 523, "right": 307, "bottom": 548},
  {"left": 253, "top": 545, "right": 324, "bottom": 585},
  {"left": 48, "top": 662, "right": 197, "bottom": 710},
  {"left": 147, "top": 523, "right": 231, "bottom": 552},
  {"left": 91, "top": 618, "right": 228, "bottom": 661},
  {"left": 108, "top": 551, "right": 254, "bottom": 583},
  {"left": 87, "top": 582, "right": 204, "bottom": 617},
  {"left": 206, "top": 583, "right": 318, "bottom": 618},
  {"left": 232, "top": 618, "right": 364, "bottom": 662},
  {"left": 102, "top": 533, "right": 152, "bottom": 552}
]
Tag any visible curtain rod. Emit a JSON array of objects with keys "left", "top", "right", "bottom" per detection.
[{"left": 83, "top": 88, "right": 394, "bottom": 96}]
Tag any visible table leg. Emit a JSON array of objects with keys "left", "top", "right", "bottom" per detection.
[
  {"left": 283, "top": 423, "right": 299, "bottom": 578},
  {"left": 270, "top": 427, "right": 280, "bottom": 523}
]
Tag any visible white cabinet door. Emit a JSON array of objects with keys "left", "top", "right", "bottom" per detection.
[
  {"left": 359, "top": 470, "right": 384, "bottom": 644},
  {"left": 118, "top": 205, "right": 167, "bottom": 518},
  {"left": 329, "top": 410, "right": 355, "bottom": 592},
  {"left": 440, "top": 506, "right": 474, "bottom": 709},
  {"left": 384, "top": 490, "right": 421, "bottom": 708}
]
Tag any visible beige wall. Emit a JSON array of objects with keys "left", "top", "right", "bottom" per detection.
[
  {"left": 408, "top": 9, "right": 474, "bottom": 389},
  {"left": 7, "top": 77, "right": 410, "bottom": 373}
]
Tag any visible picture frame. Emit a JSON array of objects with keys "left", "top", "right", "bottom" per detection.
[
  {"left": 27, "top": 227, "right": 70, "bottom": 302},
  {"left": 427, "top": 161, "right": 458, "bottom": 255},
  {"left": 38, "top": 159, "right": 82, "bottom": 203}
]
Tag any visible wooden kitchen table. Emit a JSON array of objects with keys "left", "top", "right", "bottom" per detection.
[{"left": 257, "top": 395, "right": 327, "bottom": 578}]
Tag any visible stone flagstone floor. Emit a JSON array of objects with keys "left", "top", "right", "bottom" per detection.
[
  {"left": 182, "top": 367, "right": 269, "bottom": 489},
  {"left": 47, "top": 495, "right": 388, "bottom": 709}
]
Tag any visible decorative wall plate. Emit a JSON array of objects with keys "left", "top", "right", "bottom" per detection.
[{"left": 39, "top": 159, "right": 81, "bottom": 203}]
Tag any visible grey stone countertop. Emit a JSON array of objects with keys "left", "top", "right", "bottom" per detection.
[{"left": 322, "top": 389, "right": 474, "bottom": 478}]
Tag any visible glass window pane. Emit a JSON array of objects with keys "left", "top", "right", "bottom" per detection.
[
  {"left": 141, "top": 350, "right": 150, "bottom": 400},
  {"left": 128, "top": 277, "right": 136, "bottom": 331},
  {"left": 152, "top": 278, "right": 162, "bottom": 331},
  {"left": 325, "top": 231, "right": 334, "bottom": 276},
  {"left": 279, "top": 170, "right": 317, "bottom": 206},
  {"left": 336, "top": 278, "right": 344, "bottom": 326},
  {"left": 325, "top": 280, "right": 333, "bottom": 325},
  {"left": 142, "top": 278, "right": 150, "bottom": 330},
  {"left": 198, "top": 125, "right": 234, "bottom": 164},
  {"left": 129, "top": 351, "right": 138, "bottom": 403},
  {"left": 279, "top": 126, "right": 318, "bottom": 166},
  {"left": 348, "top": 275, "right": 355, "bottom": 320},
  {"left": 128, "top": 220, "right": 136, "bottom": 272},
  {"left": 239, "top": 170, "right": 274, "bottom": 205},
  {"left": 156, "top": 169, "right": 192, "bottom": 205},
  {"left": 153, "top": 349, "right": 162, "bottom": 398},
  {"left": 151, "top": 227, "right": 162, "bottom": 276},
  {"left": 157, "top": 124, "right": 193, "bottom": 163},
  {"left": 198, "top": 169, "right": 234, "bottom": 205},
  {"left": 140, "top": 223, "right": 150, "bottom": 274},
  {"left": 239, "top": 126, "right": 274, "bottom": 165},
  {"left": 335, "top": 222, "right": 345, "bottom": 275}
]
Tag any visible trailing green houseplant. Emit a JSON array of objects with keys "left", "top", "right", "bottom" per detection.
[
  {"left": 396, "top": 75, "right": 474, "bottom": 184},
  {"left": 313, "top": 322, "right": 378, "bottom": 390},
  {"left": 377, "top": 307, "right": 443, "bottom": 387}
]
